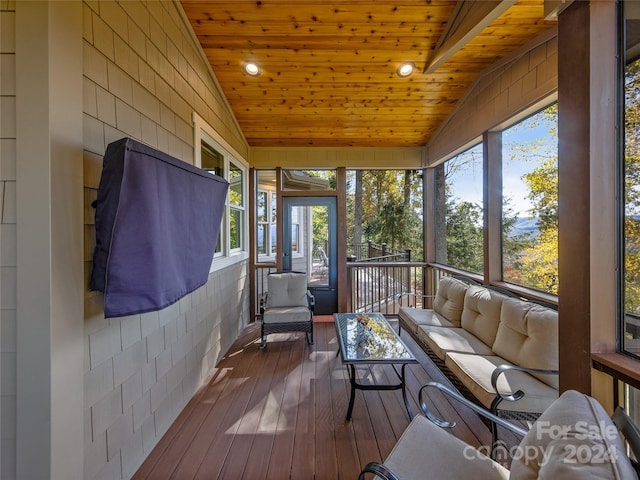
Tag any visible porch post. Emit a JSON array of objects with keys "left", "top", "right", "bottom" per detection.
[
  {"left": 15, "top": 1, "right": 84, "bottom": 478},
  {"left": 337, "top": 167, "right": 348, "bottom": 312},
  {"left": 558, "top": 0, "right": 592, "bottom": 394},
  {"left": 483, "top": 131, "right": 502, "bottom": 284},
  {"left": 557, "top": 0, "right": 618, "bottom": 394}
]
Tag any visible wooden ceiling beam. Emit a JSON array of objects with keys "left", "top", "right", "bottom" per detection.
[{"left": 424, "top": 0, "right": 517, "bottom": 74}]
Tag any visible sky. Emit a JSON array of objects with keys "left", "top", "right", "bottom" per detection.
[{"left": 449, "top": 111, "right": 558, "bottom": 217}]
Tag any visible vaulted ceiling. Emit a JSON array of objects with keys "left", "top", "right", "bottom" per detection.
[{"left": 180, "top": 0, "right": 557, "bottom": 147}]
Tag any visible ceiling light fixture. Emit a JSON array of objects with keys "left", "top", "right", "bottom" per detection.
[
  {"left": 244, "top": 62, "right": 261, "bottom": 76},
  {"left": 397, "top": 62, "right": 414, "bottom": 78}
]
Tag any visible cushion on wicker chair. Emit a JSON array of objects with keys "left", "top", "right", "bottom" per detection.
[{"left": 511, "top": 390, "right": 638, "bottom": 479}]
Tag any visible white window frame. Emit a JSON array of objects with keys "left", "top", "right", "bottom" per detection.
[
  {"left": 255, "top": 188, "right": 305, "bottom": 262},
  {"left": 228, "top": 159, "right": 246, "bottom": 253},
  {"left": 193, "top": 112, "right": 249, "bottom": 271},
  {"left": 257, "top": 187, "right": 278, "bottom": 261}
]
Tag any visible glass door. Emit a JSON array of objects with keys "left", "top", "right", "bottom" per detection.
[{"left": 283, "top": 197, "right": 337, "bottom": 314}]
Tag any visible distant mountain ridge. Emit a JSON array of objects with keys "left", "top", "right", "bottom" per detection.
[{"left": 509, "top": 217, "right": 540, "bottom": 238}]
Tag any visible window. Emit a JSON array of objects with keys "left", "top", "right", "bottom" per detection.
[
  {"left": 257, "top": 188, "right": 277, "bottom": 259},
  {"left": 346, "top": 169, "right": 423, "bottom": 262},
  {"left": 229, "top": 161, "right": 244, "bottom": 251},
  {"left": 257, "top": 190, "right": 268, "bottom": 255},
  {"left": 434, "top": 144, "right": 484, "bottom": 274},
  {"left": 290, "top": 205, "right": 300, "bottom": 254},
  {"left": 621, "top": 0, "right": 640, "bottom": 435},
  {"left": 271, "top": 191, "right": 277, "bottom": 254},
  {"left": 501, "top": 104, "right": 558, "bottom": 294},
  {"left": 623, "top": 2, "right": 640, "bottom": 358},
  {"left": 256, "top": 184, "right": 302, "bottom": 261},
  {"left": 193, "top": 113, "right": 248, "bottom": 268},
  {"left": 201, "top": 140, "right": 225, "bottom": 254}
]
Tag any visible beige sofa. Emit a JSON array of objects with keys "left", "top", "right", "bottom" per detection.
[
  {"left": 358, "top": 384, "right": 640, "bottom": 480},
  {"left": 398, "top": 276, "right": 559, "bottom": 423}
]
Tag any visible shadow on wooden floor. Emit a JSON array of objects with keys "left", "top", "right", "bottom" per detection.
[{"left": 133, "top": 321, "right": 499, "bottom": 479}]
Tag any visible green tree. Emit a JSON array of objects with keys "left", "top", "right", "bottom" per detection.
[
  {"left": 445, "top": 200, "right": 483, "bottom": 273},
  {"left": 504, "top": 103, "right": 559, "bottom": 294},
  {"left": 439, "top": 145, "right": 485, "bottom": 272},
  {"left": 349, "top": 169, "right": 423, "bottom": 260},
  {"left": 519, "top": 157, "right": 558, "bottom": 293},
  {"left": 501, "top": 196, "right": 534, "bottom": 281},
  {"left": 624, "top": 59, "right": 640, "bottom": 313}
]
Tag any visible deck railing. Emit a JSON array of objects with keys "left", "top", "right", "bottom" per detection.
[
  {"left": 350, "top": 241, "right": 411, "bottom": 262},
  {"left": 254, "top": 263, "right": 487, "bottom": 318},
  {"left": 346, "top": 261, "right": 426, "bottom": 315}
]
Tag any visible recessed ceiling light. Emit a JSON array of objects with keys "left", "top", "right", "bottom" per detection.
[
  {"left": 244, "top": 62, "right": 260, "bottom": 76},
  {"left": 397, "top": 62, "right": 414, "bottom": 78}
]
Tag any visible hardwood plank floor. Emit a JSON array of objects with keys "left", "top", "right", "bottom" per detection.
[{"left": 133, "top": 320, "right": 496, "bottom": 480}]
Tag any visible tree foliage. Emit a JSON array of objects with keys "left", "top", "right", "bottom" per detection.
[
  {"left": 445, "top": 200, "right": 483, "bottom": 273},
  {"left": 347, "top": 170, "right": 423, "bottom": 260},
  {"left": 624, "top": 59, "right": 640, "bottom": 313},
  {"left": 503, "top": 103, "right": 558, "bottom": 294},
  {"left": 441, "top": 146, "right": 484, "bottom": 273},
  {"left": 441, "top": 104, "right": 558, "bottom": 293}
]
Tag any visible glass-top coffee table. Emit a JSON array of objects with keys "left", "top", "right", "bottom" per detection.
[{"left": 334, "top": 312, "right": 418, "bottom": 421}]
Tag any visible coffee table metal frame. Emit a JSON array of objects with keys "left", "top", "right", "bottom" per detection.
[{"left": 333, "top": 312, "right": 418, "bottom": 421}]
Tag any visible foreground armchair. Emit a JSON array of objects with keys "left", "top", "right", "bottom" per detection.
[
  {"left": 259, "top": 271, "right": 314, "bottom": 349},
  {"left": 358, "top": 382, "right": 640, "bottom": 480}
]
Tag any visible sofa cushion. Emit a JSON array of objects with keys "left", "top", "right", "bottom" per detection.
[
  {"left": 418, "top": 326, "right": 494, "bottom": 360},
  {"left": 511, "top": 390, "right": 638, "bottom": 480},
  {"left": 266, "top": 272, "right": 308, "bottom": 308},
  {"left": 460, "top": 286, "right": 507, "bottom": 347},
  {"left": 262, "top": 306, "right": 311, "bottom": 324},
  {"left": 433, "top": 276, "right": 469, "bottom": 326},
  {"left": 399, "top": 307, "right": 456, "bottom": 333},
  {"left": 384, "top": 414, "right": 509, "bottom": 480},
  {"left": 445, "top": 352, "right": 558, "bottom": 413},
  {"left": 492, "top": 298, "right": 559, "bottom": 389}
]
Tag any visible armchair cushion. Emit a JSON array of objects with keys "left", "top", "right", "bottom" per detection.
[
  {"left": 510, "top": 390, "right": 638, "bottom": 480},
  {"left": 265, "top": 272, "right": 309, "bottom": 308},
  {"left": 383, "top": 414, "right": 509, "bottom": 480},
  {"left": 262, "top": 306, "right": 311, "bottom": 324},
  {"left": 492, "top": 298, "right": 559, "bottom": 389}
]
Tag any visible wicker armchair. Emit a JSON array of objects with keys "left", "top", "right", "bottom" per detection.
[
  {"left": 358, "top": 382, "right": 640, "bottom": 480},
  {"left": 259, "top": 271, "right": 314, "bottom": 349}
]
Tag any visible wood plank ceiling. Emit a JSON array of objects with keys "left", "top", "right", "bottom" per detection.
[{"left": 180, "top": 0, "right": 556, "bottom": 147}]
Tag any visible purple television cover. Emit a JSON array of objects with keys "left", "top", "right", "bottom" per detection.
[{"left": 90, "top": 138, "right": 229, "bottom": 318}]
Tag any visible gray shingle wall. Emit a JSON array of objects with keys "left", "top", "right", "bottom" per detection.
[
  {"left": 1, "top": 1, "right": 16, "bottom": 479},
  {"left": 427, "top": 30, "right": 558, "bottom": 164},
  {"left": 82, "top": 1, "right": 249, "bottom": 478}
]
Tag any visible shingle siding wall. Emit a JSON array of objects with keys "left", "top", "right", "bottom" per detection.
[
  {"left": 0, "top": 1, "right": 16, "bottom": 479},
  {"left": 427, "top": 29, "right": 558, "bottom": 164},
  {"left": 82, "top": 1, "right": 249, "bottom": 478}
]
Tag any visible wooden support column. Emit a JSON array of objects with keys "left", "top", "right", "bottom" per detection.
[
  {"left": 557, "top": 0, "right": 593, "bottom": 394},
  {"left": 337, "top": 167, "right": 348, "bottom": 312},
  {"left": 275, "top": 167, "right": 283, "bottom": 271},
  {"left": 249, "top": 168, "right": 257, "bottom": 318},
  {"left": 424, "top": 166, "right": 436, "bottom": 296},
  {"left": 484, "top": 131, "right": 502, "bottom": 285},
  {"left": 558, "top": 0, "right": 618, "bottom": 397},
  {"left": 16, "top": 2, "right": 84, "bottom": 478}
]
